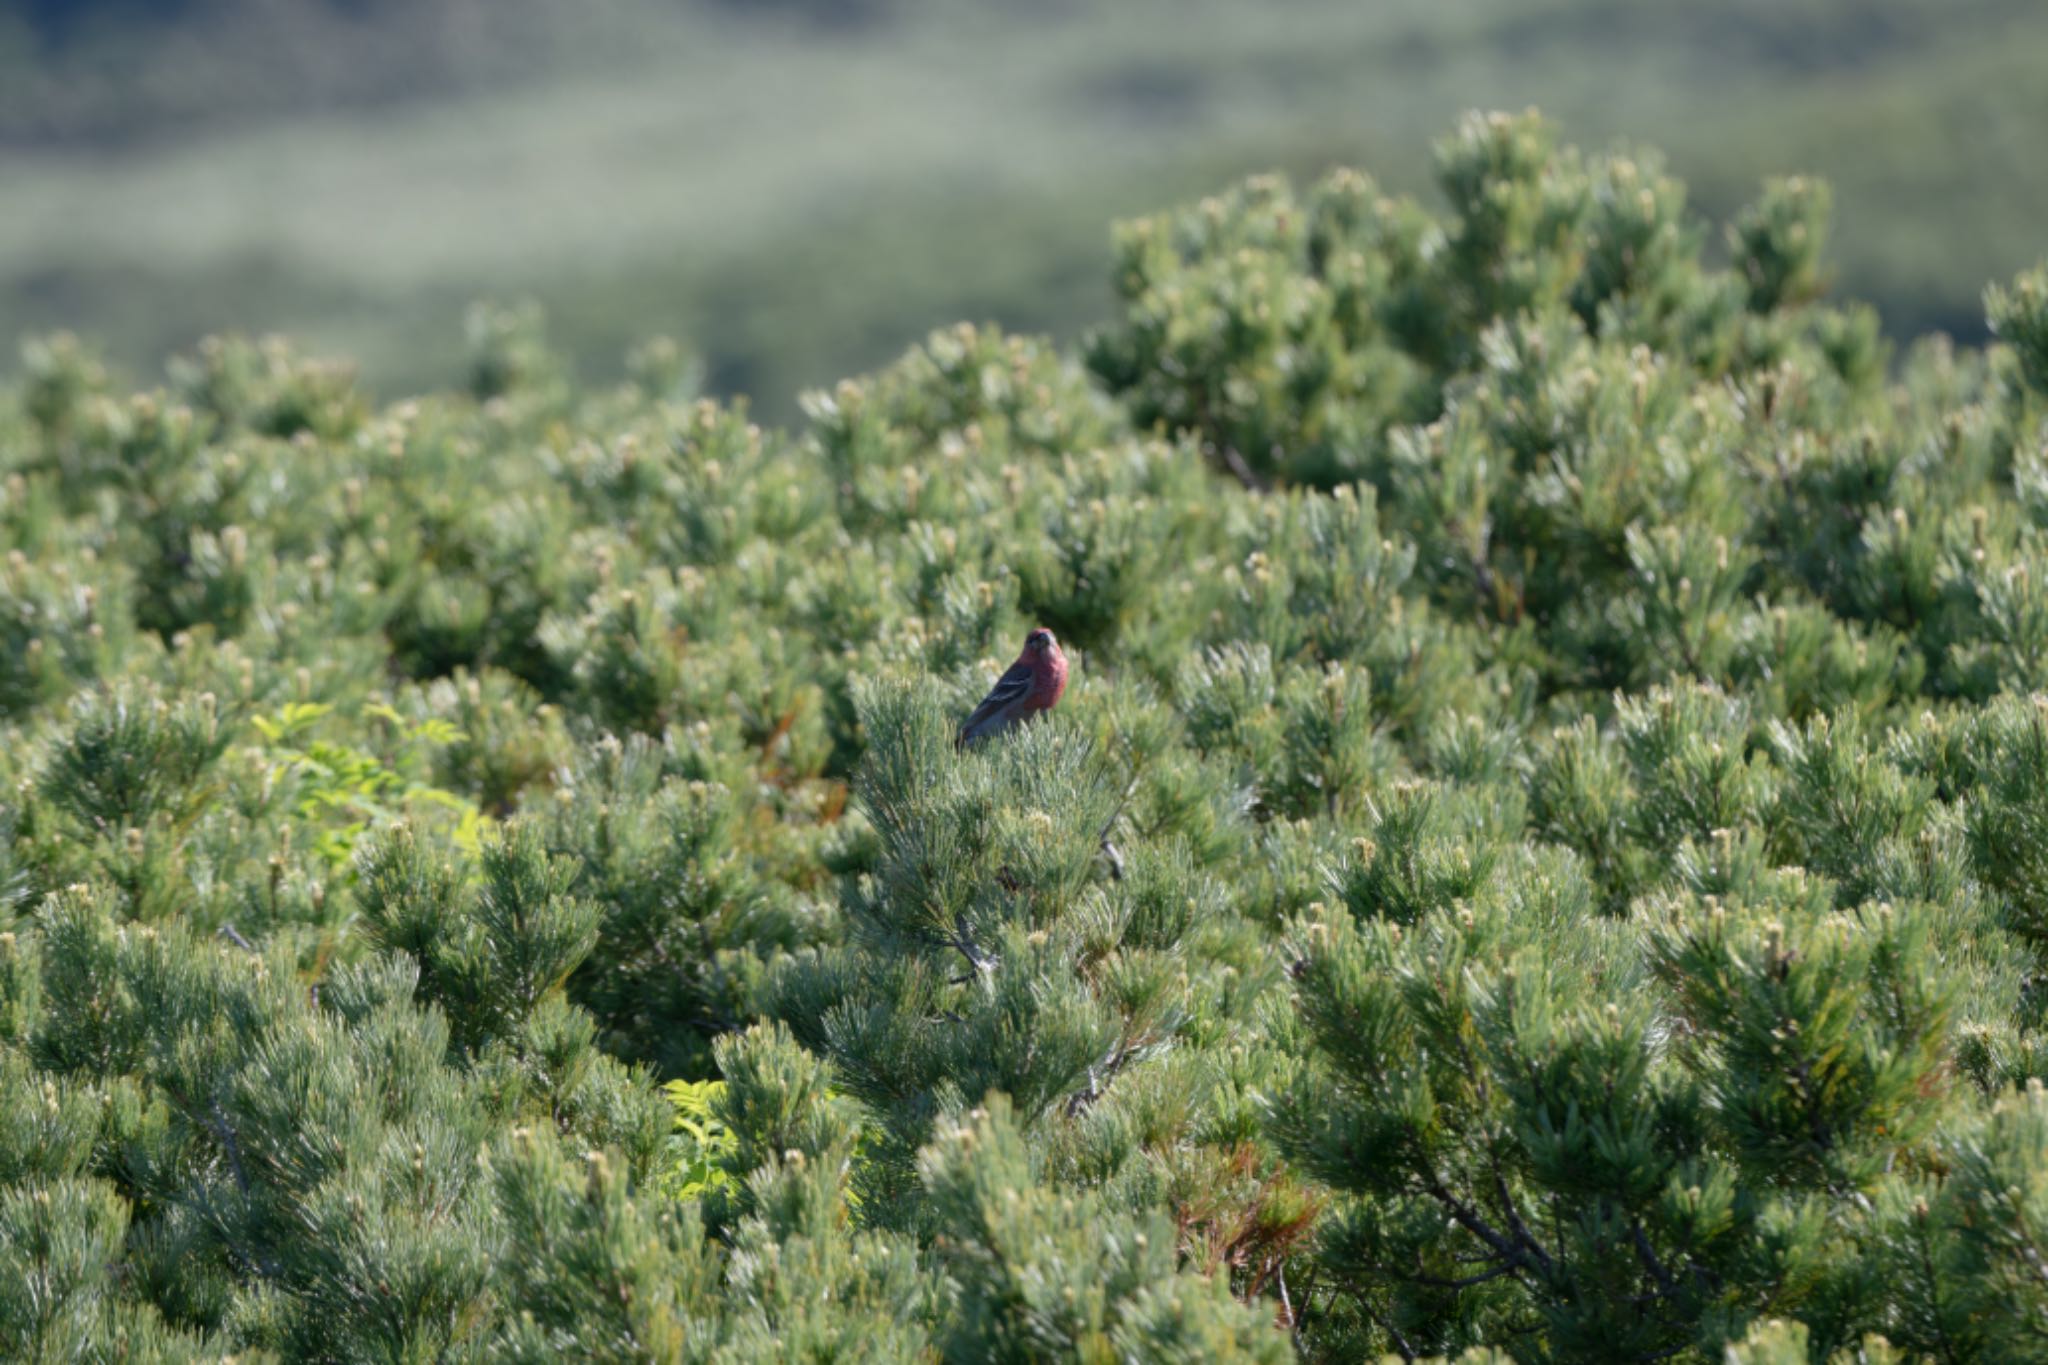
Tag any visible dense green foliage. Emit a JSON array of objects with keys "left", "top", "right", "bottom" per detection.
[{"left": 5, "top": 111, "right": 2048, "bottom": 1360}]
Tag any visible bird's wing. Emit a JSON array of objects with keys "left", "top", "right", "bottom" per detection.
[{"left": 958, "top": 661, "right": 1036, "bottom": 745}]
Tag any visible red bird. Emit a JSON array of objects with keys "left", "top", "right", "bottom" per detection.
[{"left": 957, "top": 628, "right": 1068, "bottom": 749}]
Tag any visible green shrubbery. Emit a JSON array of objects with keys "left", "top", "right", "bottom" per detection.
[{"left": 4, "top": 110, "right": 2048, "bottom": 1360}]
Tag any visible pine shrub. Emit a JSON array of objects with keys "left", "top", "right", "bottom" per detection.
[{"left": 3, "top": 110, "right": 2048, "bottom": 1360}]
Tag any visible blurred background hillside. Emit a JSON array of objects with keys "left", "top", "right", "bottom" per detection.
[{"left": 4, "top": 0, "right": 2044, "bottom": 415}]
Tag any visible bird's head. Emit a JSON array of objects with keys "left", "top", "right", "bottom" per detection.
[{"left": 1024, "top": 628, "right": 1057, "bottom": 655}]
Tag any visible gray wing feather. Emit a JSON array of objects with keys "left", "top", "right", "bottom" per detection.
[{"left": 958, "top": 663, "right": 1035, "bottom": 745}]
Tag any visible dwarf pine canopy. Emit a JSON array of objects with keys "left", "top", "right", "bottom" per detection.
[{"left": 4, "top": 111, "right": 2048, "bottom": 1361}]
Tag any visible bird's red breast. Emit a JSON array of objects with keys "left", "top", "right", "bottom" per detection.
[{"left": 1027, "top": 641, "right": 1068, "bottom": 712}]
